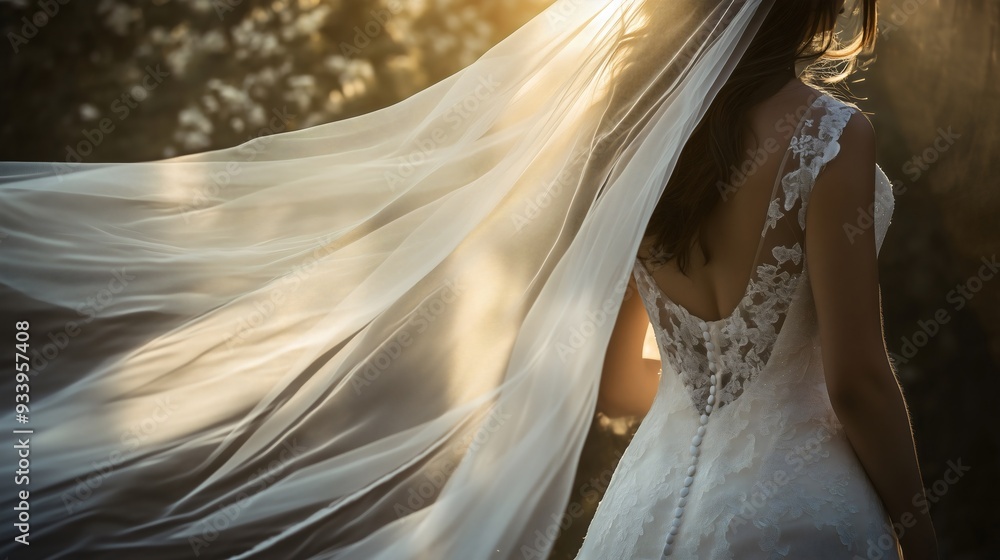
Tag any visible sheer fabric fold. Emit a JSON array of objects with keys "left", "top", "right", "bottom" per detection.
[{"left": 0, "top": 1, "right": 775, "bottom": 557}]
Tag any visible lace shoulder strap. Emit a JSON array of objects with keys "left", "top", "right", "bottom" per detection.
[
  {"left": 724, "top": 94, "right": 859, "bottom": 346},
  {"left": 745, "top": 94, "right": 857, "bottom": 270},
  {"left": 763, "top": 94, "right": 898, "bottom": 261},
  {"left": 778, "top": 94, "right": 859, "bottom": 232},
  {"left": 795, "top": 96, "right": 895, "bottom": 255}
]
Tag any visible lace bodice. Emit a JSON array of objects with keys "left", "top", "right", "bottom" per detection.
[
  {"left": 576, "top": 93, "right": 898, "bottom": 560},
  {"left": 633, "top": 93, "right": 886, "bottom": 416}
]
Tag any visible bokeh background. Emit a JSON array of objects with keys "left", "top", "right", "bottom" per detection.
[{"left": 1, "top": 0, "right": 996, "bottom": 558}]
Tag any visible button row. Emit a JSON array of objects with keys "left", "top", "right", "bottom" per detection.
[{"left": 662, "top": 320, "right": 719, "bottom": 557}]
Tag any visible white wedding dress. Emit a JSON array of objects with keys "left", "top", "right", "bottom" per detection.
[{"left": 575, "top": 93, "right": 901, "bottom": 560}]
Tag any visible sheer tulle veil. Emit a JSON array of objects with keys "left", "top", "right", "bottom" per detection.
[{"left": 0, "top": 1, "right": 776, "bottom": 557}]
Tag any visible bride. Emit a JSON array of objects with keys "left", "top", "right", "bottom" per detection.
[
  {"left": 0, "top": 0, "right": 939, "bottom": 558},
  {"left": 586, "top": 1, "right": 941, "bottom": 559}
]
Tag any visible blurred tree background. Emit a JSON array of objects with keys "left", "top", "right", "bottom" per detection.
[{"left": 1, "top": 0, "right": 996, "bottom": 558}]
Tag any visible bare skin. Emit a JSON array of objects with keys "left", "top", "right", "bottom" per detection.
[
  {"left": 597, "top": 79, "right": 940, "bottom": 558},
  {"left": 804, "top": 95, "right": 940, "bottom": 560},
  {"left": 599, "top": 78, "right": 823, "bottom": 417}
]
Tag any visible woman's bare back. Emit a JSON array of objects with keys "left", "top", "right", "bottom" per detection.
[{"left": 637, "top": 78, "right": 826, "bottom": 322}]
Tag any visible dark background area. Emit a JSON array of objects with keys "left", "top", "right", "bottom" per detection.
[{"left": 1, "top": 0, "right": 996, "bottom": 558}]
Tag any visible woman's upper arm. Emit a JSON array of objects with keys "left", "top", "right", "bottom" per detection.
[
  {"left": 602, "top": 272, "right": 652, "bottom": 380},
  {"left": 599, "top": 271, "right": 659, "bottom": 417},
  {"left": 804, "top": 112, "right": 891, "bottom": 402}
]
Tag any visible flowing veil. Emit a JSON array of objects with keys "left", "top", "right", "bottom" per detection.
[{"left": 0, "top": 0, "right": 777, "bottom": 557}]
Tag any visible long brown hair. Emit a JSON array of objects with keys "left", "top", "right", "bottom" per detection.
[{"left": 645, "top": 0, "right": 879, "bottom": 274}]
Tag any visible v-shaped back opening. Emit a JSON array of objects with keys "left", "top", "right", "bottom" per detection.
[{"left": 635, "top": 92, "right": 830, "bottom": 325}]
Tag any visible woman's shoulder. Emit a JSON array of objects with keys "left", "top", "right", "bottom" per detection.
[
  {"left": 749, "top": 80, "right": 865, "bottom": 141},
  {"left": 806, "top": 92, "right": 877, "bottom": 203},
  {"left": 777, "top": 81, "right": 877, "bottom": 202},
  {"left": 800, "top": 84, "right": 870, "bottom": 132},
  {"left": 808, "top": 87, "right": 875, "bottom": 157},
  {"left": 768, "top": 80, "right": 863, "bottom": 117},
  {"left": 787, "top": 82, "right": 874, "bottom": 158}
]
